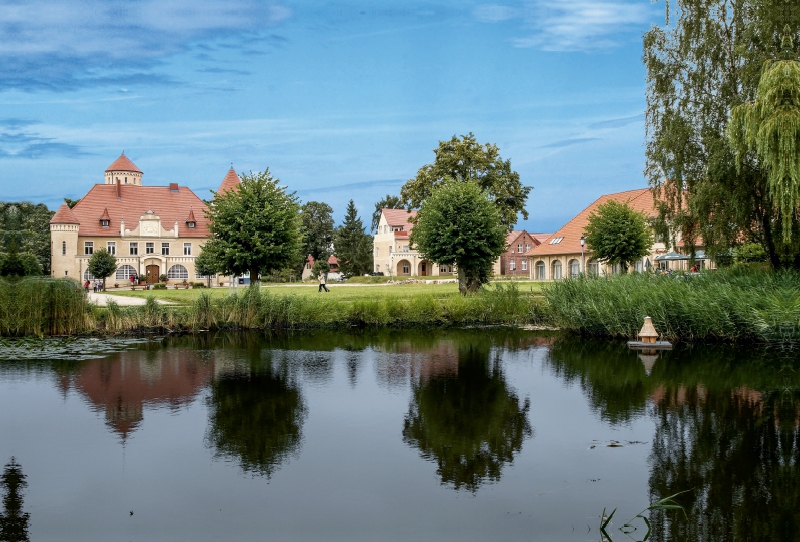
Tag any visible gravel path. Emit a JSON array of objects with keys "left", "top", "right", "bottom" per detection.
[{"left": 88, "top": 292, "right": 173, "bottom": 306}]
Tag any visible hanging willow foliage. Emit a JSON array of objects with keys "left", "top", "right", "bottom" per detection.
[{"left": 729, "top": 26, "right": 800, "bottom": 244}]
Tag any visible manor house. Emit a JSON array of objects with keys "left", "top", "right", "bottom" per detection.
[{"left": 50, "top": 153, "right": 239, "bottom": 284}]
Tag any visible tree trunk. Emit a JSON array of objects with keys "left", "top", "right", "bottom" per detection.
[
  {"left": 249, "top": 266, "right": 260, "bottom": 288},
  {"left": 457, "top": 267, "right": 482, "bottom": 295}
]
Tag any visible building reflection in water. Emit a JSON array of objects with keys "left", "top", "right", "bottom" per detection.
[
  {"left": 62, "top": 349, "right": 214, "bottom": 440},
  {"left": 546, "top": 338, "right": 800, "bottom": 541},
  {"left": 0, "top": 457, "right": 30, "bottom": 542},
  {"left": 204, "top": 348, "right": 307, "bottom": 479},
  {"left": 398, "top": 340, "right": 533, "bottom": 492}
]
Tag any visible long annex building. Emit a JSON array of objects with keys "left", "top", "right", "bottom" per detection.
[{"left": 50, "top": 153, "right": 239, "bottom": 284}]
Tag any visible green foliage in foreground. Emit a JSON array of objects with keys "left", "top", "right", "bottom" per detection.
[
  {"left": 583, "top": 199, "right": 653, "bottom": 273},
  {"left": 0, "top": 277, "right": 92, "bottom": 336},
  {"left": 87, "top": 249, "right": 117, "bottom": 290},
  {"left": 100, "top": 283, "right": 542, "bottom": 333},
  {"left": 543, "top": 268, "right": 800, "bottom": 343}
]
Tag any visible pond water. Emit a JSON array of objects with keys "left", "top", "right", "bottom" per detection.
[{"left": 0, "top": 330, "right": 796, "bottom": 541}]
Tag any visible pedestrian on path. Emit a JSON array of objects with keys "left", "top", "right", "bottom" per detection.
[{"left": 318, "top": 271, "right": 329, "bottom": 293}]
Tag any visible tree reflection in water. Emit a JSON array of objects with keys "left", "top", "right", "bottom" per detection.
[
  {"left": 0, "top": 458, "right": 29, "bottom": 542},
  {"left": 205, "top": 350, "right": 307, "bottom": 478},
  {"left": 402, "top": 343, "right": 532, "bottom": 492},
  {"left": 547, "top": 338, "right": 800, "bottom": 541}
]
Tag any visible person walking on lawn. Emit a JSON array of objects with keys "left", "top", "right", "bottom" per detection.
[{"left": 318, "top": 271, "right": 329, "bottom": 292}]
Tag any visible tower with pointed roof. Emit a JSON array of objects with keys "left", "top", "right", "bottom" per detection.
[
  {"left": 104, "top": 152, "right": 143, "bottom": 186},
  {"left": 50, "top": 203, "right": 81, "bottom": 279}
]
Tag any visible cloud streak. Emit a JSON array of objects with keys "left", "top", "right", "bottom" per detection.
[
  {"left": 538, "top": 137, "right": 600, "bottom": 148},
  {"left": 473, "top": 1, "right": 652, "bottom": 51},
  {"left": 588, "top": 114, "right": 644, "bottom": 129},
  {"left": 0, "top": 0, "right": 292, "bottom": 92},
  {"left": 0, "top": 125, "right": 91, "bottom": 158}
]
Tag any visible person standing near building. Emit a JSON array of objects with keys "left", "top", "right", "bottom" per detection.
[{"left": 318, "top": 271, "right": 329, "bottom": 293}]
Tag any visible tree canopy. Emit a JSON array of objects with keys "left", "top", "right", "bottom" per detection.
[
  {"left": 299, "top": 201, "right": 334, "bottom": 266},
  {"left": 644, "top": 0, "right": 800, "bottom": 269},
  {"left": 411, "top": 180, "right": 507, "bottom": 294},
  {"left": 0, "top": 202, "right": 53, "bottom": 275},
  {"left": 371, "top": 195, "right": 403, "bottom": 231},
  {"left": 87, "top": 248, "right": 117, "bottom": 289},
  {"left": 194, "top": 245, "right": 220, "bottom": 287},
  {"left": 204, "top": 169, "right": 302, "bottom": 284},
  {"left": 333, "top": 200, "right": 373, "bottom": 277},
  {"left": 583, "top": 200, "right": 654, "bottom": 273},
  {"left": 401, "top": 133, "right": 530, "bottom": 229}
]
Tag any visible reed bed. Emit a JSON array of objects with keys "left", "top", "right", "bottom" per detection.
[
  {"left": 91, "top": 282, "right": 542, "bottom": 333},
  {"left": 0, "top": 277, "right": 92, "bottom": 336},
  {"left": 542, "top": 268, "right": 800, "bottom": 344}
]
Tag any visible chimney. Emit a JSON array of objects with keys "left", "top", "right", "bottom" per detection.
[
  {"left": 116, "top": 177, "right": 121, "bottom": 199},
  {"left": 120, "top": 217, "right": 125, "bottom": 238},
  {"left": 169, "top": 183, "right": 179, "bottom": 192}
]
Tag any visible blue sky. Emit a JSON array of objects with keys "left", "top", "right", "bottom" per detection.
[{"left": 0, "top": 0, "right": 663, "bottom": 232}]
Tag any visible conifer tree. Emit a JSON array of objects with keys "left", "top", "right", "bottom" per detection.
[{"left": 333, "top": 200, "right": 373, "bottom": 278}]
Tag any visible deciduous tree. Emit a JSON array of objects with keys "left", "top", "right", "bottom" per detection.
[
  {"left": 645, "top": 0, "right": 800, "bottom": 269},
  {"left": 194, "top": 245, "right": 219, "bottom": 287},
  {"left": 583, "top": 200, "right": 653, "bottom": 273},
  {"left": 410, "top": 180, "right": 506, "bottom": 294},
  {"left": 299, "top": 201, "right": 334, "bottom": 270},
  {"left": 401, "top": 133, "right": 530, "bottom": 229},
  {"left": 204, "top": 169, "right": 302, "bottom": 286},
  {"left": 87, "top": 248, "right": 117, "bottom": 290}
]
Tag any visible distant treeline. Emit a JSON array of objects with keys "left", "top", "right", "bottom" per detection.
[{"left": 0, "top": 202, "right": 53, "bottom": 277}]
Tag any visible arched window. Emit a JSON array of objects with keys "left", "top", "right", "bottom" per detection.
[
  {"left": 587, "top": 259, "right": 600, "bottom": 276},
  {"left": 569, "top": 259, "right": 580, "bottom": 278},
  {"left": 167, "top": 264, "right": 189, "bottom": 280},
  {"left": 116, "top": 264, "right": 137, "bottom": 281},
  {"left": 535, "top": 261, "right": 546, "bottom": 280},
  {"left": 83, "top": 269, "right": 95, "bottom": 281},
  {"left": 552, "top": 260, "right": 562, "bottom": 280}
]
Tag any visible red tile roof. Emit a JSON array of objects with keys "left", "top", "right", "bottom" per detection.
[
  {"left": 216, "top": 168, "right": 240, "bottom": 195},
  {"left": 186, "top": 208, "right": 196, "bottom": 223},
  {"left": 70, "top": 184, "right": 210, "bottom": 238},
  {"left": 50, "top": 203, "right": 80, "bottom": 224},
  {"left": 105, "top": 152, "right": 142, "bottom": 173},
  {"left": 528, "top": 189, "right": 658, "bottom": 257},
  {"left": 382, "top": 208, "right": 417, "bottom": 233}
]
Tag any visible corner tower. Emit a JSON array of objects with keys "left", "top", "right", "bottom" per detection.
[
  {"left": 50, "top": 203, "right": 81, "bottom": 278},
  {"left": 104, "top": 152, "right": 143, "bottom": 186}
]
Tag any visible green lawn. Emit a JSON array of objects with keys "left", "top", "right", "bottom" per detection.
[{"left": 106, "top": 281, "right": 544, "bottom": 305}]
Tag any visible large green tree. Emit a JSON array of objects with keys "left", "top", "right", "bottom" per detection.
[
  {"left": 0, "top": 202, "right": 53, "bottom": 275},
  {"left": 583, "top": 200, "right": 654, "bottom": 273},
  {"left": 401, "top": 133, "right": 531, "bottom": 229},
  {"left": 299, "top": 201, "right": 335, "bottom": 267},
  {"left": 333, "top": 200, "right": 373, "bottom": 277},
  {"left": 644, "top": 0, "right": 800, "bottom": 269},
  {"left": 371, "top": 194, "right": 403, "bottom": 231},
  {"left": 87, "top": 248, "right": 117, "bottom": 290},
  {"left": 410, "top": 180, "right": 506, "bottom": 294},
  {"left": 204, "top": 169, "right": 302, "bottom": 285}
]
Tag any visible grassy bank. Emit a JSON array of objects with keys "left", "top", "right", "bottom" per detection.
[
  {"left": 101, "top": 282, "right": 544, "bottom": 332},
  {"left": 543, "top": 268, "right": 800, "bottom": 344},
  {"left": 0, "top": 277, "right": 92, "bottom": 336}
]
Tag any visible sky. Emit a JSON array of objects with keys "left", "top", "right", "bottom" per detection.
[{"left": 0, "top": 0, "right": 666, "bottom": 233}]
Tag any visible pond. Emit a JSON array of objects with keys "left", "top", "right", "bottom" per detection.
[{"left": 0, "top": 330, "right": 796, "bottom": 541}]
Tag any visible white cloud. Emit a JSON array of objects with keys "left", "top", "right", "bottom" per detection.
[
  {"left": 507, "top": 1, "right": 652, "bottom": 51},
  {"left": 473, "top": 5, "right": 521, "bottom": 23}
]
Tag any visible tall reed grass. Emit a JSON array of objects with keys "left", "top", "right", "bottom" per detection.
[
  {"left": 0, "top": 277, "right": 92, "bottom": 336},
  {"left": 90, "top": 282, "right": 542, "bottom": 334},
  {"left": 543, "top": 268, "right": 800, "bottom": 344}
]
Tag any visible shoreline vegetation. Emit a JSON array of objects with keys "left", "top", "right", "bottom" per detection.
[{"left": 1, "top": 268, "right": 797, "bottom": 345}]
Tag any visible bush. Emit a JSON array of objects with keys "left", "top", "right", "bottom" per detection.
[{"left": 152, "top": 283, "right": 167, "bottom": 290}]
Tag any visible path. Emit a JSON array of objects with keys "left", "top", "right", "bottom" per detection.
[{"left": 88, "top": 292, "right": 173, "bottom": 306}]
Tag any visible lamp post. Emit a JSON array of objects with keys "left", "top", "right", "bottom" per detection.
[{"left": 580, "top": 235, "right": 585, "bottom": 275}]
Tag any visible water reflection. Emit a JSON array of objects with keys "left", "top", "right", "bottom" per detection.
[
  {"left": 402, "top": 342, "right": 532, "bottom": 492},
  {"left": 547, "top": 338, "right": 800, "bottom": 541},
  {"left": 0, "top": 458, "right": 29, "bottom": 542},
  {"left": 205, "top": 349, "right": 307, "bottom": 478},
  {"left": 66, "top": 350, "right": 213, "bottom": 439}
]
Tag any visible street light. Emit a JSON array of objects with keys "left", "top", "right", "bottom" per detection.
[{"left": 580, "top": 235, "right": 585, "bottom": 275}]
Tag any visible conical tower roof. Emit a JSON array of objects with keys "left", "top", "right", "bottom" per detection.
[
  {"left": 216, "top": 167, "right": 240, "bottom": 195},
  {"left": 105, "top": 152, "right": 142, "bottom": 173},
  {"left": 50, "top": 203, "right": 80, "bottom": 224}
]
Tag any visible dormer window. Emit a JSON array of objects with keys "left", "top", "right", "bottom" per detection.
[
  {"left": 187, "top": 221, "right": 196, "bottom": 229},
  {"left": 100, "top": 219, "right": 110, "bottom": 228},
  {"left": 185, "top": 208, "right": 197, "bottom": 229}
]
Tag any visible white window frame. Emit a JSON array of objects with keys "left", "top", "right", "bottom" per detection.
[
  {"left": 183, "top": 242, "right": 192, "bottom": 256},
  {"left": 521, "top": 259, "right": 527, "bottom": 271},
  {"left": 161, "top": 242, "right": 170, "bottom": 256},
  {"left": 107, "top": 242, "right": 116, "bottom": 255},
  {"left": 129, "top": 242, "right": 138, "bottom": 256},
  {"left": 146, "top": 242, "right": 154, "bottom": 254},
  {"left": 84, "top": 241, "right": 93, "bottom": 255},
  {"left": 510, "top": 259, "right": 516, "bottom": 271}
]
